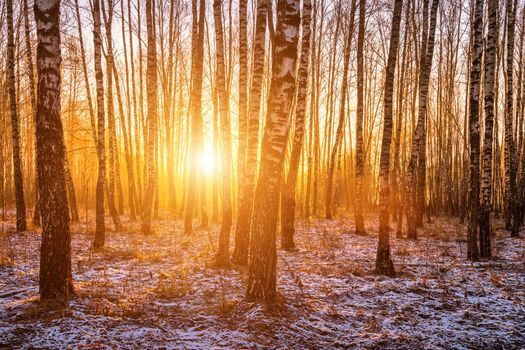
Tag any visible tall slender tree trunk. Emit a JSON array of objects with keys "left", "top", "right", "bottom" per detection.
[
  {"left": 64, "top": 155, "right": 80, "bottom": 223},
  {"left": 247, "top": 0, "right": 301, "bottom": 303},
  {"left": 7, "top": 0, "right": 27, "bottom": 232},
  {"left": 130, "top": 0, "right": 143, "bottom": 211},
  {"left": 184, "top": 0, "right": 206, "bottom": 234},
  {"left": 504, "top": 0, "right": 519, "bottom": 237},
  {"left": 479, "top": 0, "right": 498, "bottom": 259},
  {"left": 406, "top": 0, "right": 439, "bottom": 239},
  {"left": 74, "top": 0, "right": 96, "bottom": 144},
  {"left": 393, "top": 0, "right": 412, "bottom": 238},
  {"left": 237, "top": 0, "right": 249, "bottom": 212},
  {"left": 376, "top": 0, "right": 403, "bottom": 276},
  {"left": 214, "top": 0, "right": 234, "bottom": 266},
  {"left": 141, "top": 0, "right": 158, "bottom": 235},
  {"left": 325, "top": 0, "right": 357, "bottom": 220},
  {"left": 232, "top": 0, "right": 269, "bottom": 264},
  {"left": 93, "top": 0, "right": 107, "bottom": 249},
  {"left": 112, "top": 63, "right": 137, "bottom": 220},
  {"left": 281, "top": 0, "right": 313, "bottom": 250},
  {"left": 354, "top": 0, "right": 366, "bottom": 235},
  {"left": 35, "top": 0, "right": 73, "bottom": 300},
  {"left": 467, "top": 0, "right": 483, "bottom": 261},
  {"left": 102, "top": 0, "right": 123, "bottom": 231},
  {"left": 23, "top": 0, "right": 42, "bottom": 228}
]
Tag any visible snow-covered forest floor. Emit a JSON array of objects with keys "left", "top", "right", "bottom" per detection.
[{"left": 1, "top": 211, "right": 525, "bottom": 349}]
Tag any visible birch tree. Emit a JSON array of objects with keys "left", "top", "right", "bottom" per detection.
[
  {"left": 281, "top": 0, "right": 313, "bottom": 250},
  {"left": 233, "top": 0, "right": 269, "bottom": 264},
  {"left": 480, "top": 0, "right": 498, "bottom": 259},
  {"left": 325, "top": 0, "right": 357, "bottom": 220},
  {"left": 376, "top": 0, "right": 403, "bottom": 276},
  {"left": 214, "top": 0, "right": 234, "bottom": 266},
  {"left": 141, "top": 0, "right": 159, "bottom": 235},
  {"left": 7, "top": 0, "right": 27, "bottom": 232},
  {"left": 247, "top": 0, "right": 301, "bottom": 303},
  {"left": 355, "top": 0, "right": 366, "bottom": 235},
  {"left": 34, "top": 0, "right": 73, "bottom": 300},
  {"left": 467, "top": 0, "right": 483, "bottom": 261},
  {"left": 93, "top": 0, "right": 107, "bottom": 249},
  {"left": 405, "top": 0, "right": 439, "bottom": 239},
  {"left": 504, "top": 0, "right": 519, "bottom": 237}
]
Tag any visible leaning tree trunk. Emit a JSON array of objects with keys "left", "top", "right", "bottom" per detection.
[
  {"left": 141, "top": 0, "right": 158, "bottom": 235},
  {"left": 34, "top": 0, "right": 73, "bottom": 300},
  {"left": 93, "top": 0, "right": 107, "bottom": 249},
  {"left": 74, "top": 0, "right": 96, "bottom": 144},
  {"left": 467, "top": 0, "right": 484, "bottom": 262},
  {"left": 354, "top": 0, "right": 366, "bottom": 235},
  {"left": 7, "top": 0, "right": 27, "bottom": 232},
  {"left": 376, "top": 0, "right": 403, "bottom": 277},
  {"left": 280, "top": 0, "right": 313, "bottom": 250},
  {"left": 214, "top": 0, "right": 234, "bottom": 267},
  {"left": 247, "top": 0, "right": 301, "bottom": 303},
  {"left": 112, "top": 62, "right": 137, "bottom": 221},
  {"left": 325, "top": 0, "right": 356, "bottom": 220},
  {"left": 102, "top": 0, "right": 123, "bottom": 231},
  {"left": 232, "top": 0, "right": 269, "bottom": 265},
  {"left": 480, "top": 0, "right": 498, "bottom": 259},
  {"left": 405, "top": 0, "right": 439, "bottom": 239},
  {"left": 64, "top": 155, "right": 80, "bottom": 223}
]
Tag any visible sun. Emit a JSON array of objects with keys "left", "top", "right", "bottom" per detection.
[{"left": 198, "top": 142, "right": 216, "bottom": 174}]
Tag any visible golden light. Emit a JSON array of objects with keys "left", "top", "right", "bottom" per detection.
[{"left": 198, "top": 142, "right": 216, "bottom": 174}]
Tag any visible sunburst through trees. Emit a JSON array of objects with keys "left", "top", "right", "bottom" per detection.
[{"left": 1, "top": 0, "right": 525, "bottom": 347}]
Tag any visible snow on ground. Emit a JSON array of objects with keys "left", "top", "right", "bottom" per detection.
[{"left": 1, "top": 211, "right": 525, "bottom": 349}]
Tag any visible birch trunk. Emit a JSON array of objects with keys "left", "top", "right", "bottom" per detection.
[
  {"left": 354, "top": 0, "right": 366, "bottom": 235},
  {"left": 480, "top": 0, "right": 498, "bottom": 259},
  {"left": 325, "top": 0, "right": 356, "bottom": 220},
  {"left": 504, "top": 0, "right": 519, "bottom": 237},
  {"left": 141, "top": 0, "right": 158, "bottom": 235},
  {"left": 247, "top": 0, "right": 301, "bottom": 303},
  {"left": 102, "top": 0, "right": 123, "bottom": 231},
  {"left": 7, "top": 0, "right": 27, "bottom": 232},
  {"left": 232, "top": 0, "right": 269, "bottom": 264},
  {"left": 467, "top": 0, "right": 483, "bottom": 261},
  {"left": 376, "top": 0, "right": 403, "bottom": 276},
  {"left": 35, "top": 0, "right": 73, "bottom": 300},
  {"left": 184, "top": 0, "right": 206, "bottom": 234},
  {"left": 93, "top": 0, "right": 107, "bottom": 249},
  {"left": 281, "top": 0, "right": 313, "bottom": 250},
  {"left": 214, "top": 0, "right": 234, "bottom": 266},
  {"left": 406, "top": 0, "right": 439, "bottom": 239}
]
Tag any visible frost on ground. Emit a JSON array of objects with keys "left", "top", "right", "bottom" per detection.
[{"left": 1, "top": 212, "right": 525, "bottom": 349}]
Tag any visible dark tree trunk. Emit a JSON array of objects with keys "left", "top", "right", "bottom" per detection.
[
  {"left": 7, "top": 0, "right": 27, "bottom": 232},
  {"left": 467, "top": 0, "right": 483, "bottom": 261}
]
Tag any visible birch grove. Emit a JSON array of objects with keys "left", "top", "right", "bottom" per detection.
[{"left": 1, "top": 0, "right": 525, "bottom": 322}]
